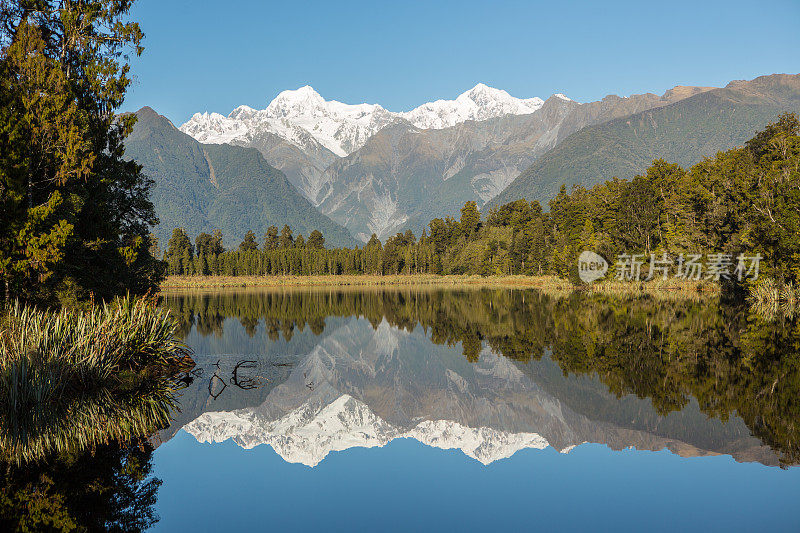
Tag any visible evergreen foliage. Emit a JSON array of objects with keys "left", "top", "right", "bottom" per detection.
[
  {"left": 0, "top": 0, "right": 163, "bottom": 305},
  {"left": 162, "top": 114, "right": 800, "bottom": 288}
]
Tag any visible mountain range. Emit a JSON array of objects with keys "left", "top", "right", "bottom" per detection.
[
  {"left": 179, "top": 83, "right": 553, "bottom": 205},
  {"left": 129, "top": 74, "right": 800, "bottom": 244}
]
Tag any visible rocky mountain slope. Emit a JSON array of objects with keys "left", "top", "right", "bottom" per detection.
[
  {"left": 318, "top": 86, "right": 714, "bottom": 239},
  {"left": 490, "top": 73, "right": 800, "bottom": 209},
  {"left": 124, "top": 107, "right": 356, "bottom": 248}
]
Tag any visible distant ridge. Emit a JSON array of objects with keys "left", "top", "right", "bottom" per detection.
[
  {"left": 489, "top": 73, "right": 800, "bottom": 209},
  {"left": 124, "top": 107, "right": 357, "bottom": 248}
]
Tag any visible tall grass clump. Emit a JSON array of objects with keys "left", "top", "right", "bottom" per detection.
[
  {"left": 749, "top": 278, "right": 800, "bottom": 319},
  {"left": 0, "top": 295, "right": 193, "bottom": 464}
]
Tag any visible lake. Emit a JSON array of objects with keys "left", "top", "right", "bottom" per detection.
[
  {"left": 151, "top": 287, "right": 800, "bottom": 531},
  {"left": 5, "top": 287, "right": 800, "bottom": 531}
]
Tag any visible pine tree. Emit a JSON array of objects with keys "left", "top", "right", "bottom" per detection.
[
  {"left": 165, "top": 228, "right": 192, "bottom": 275},
  {"left": 239, "top": 230, "right": 258, "bottom": 252},
  {"left": 264, "top": 226, "right": 279, "bottom": 250},
  {"left": 460, "top": 201, "right": 481, "bottom": 237},
  {"left": 307, "top": 230, "right": 325, "bottom": 250},
  {"left": 279, "top": 225, "right": 294, "bottom": 248}
]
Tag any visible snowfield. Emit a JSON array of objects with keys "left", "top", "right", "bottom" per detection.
[{"left": 180, "top": 84, "right": 561, "bottom": 158}]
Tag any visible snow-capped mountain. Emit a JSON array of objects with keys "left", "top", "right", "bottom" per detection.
[
  {"left": 181, "top": 318, "right": 565, "bottom": 466},
  {"left": 160, "top": 81, "right": 735, "bottom": 242},
  {"left": 399, "top": 83, "right": 546, "bottom": 129},
  {"left": 179, "top": 84, "right": 554, "bottom": 159},
  {"left": 179, "top": 86, "right": 395, "bottom": 159}
]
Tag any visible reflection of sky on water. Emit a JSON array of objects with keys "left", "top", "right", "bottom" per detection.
[{"left": 153, "top": 432, "right": 800, "bottom": 532}]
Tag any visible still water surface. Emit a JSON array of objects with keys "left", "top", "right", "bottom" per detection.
[{"left": 149, "top": 288, "right": 800, "bottom": 531}]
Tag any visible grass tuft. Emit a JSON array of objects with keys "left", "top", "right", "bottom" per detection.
[{"left": 0, "top": 295, "right": 193, "bottom": 464}]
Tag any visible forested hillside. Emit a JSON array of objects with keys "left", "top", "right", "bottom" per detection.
[
  {"left": 162, "top": 114, "right": 800, "bottom": 291},
  {"left": 491, "top": 74, "right": 800, "bottom": 209},
  {"left": 124, "top": 107, "right": 356, "bottom": 248}
]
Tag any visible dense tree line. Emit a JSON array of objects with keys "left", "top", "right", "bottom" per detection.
[
  {"left": 162, "top": 224, "right": 441, "bottom": 277},
  {"left": 162, "top": 113, "right": 800, "bottom": 288}
]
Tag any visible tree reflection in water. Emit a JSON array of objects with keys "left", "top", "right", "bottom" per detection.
[
  {"left": 0, "top": 369, "right": 191, "bottom": 531},
  {"left": 1, "top": 439, "right": 160, "bottom": 532},
  {"left": 162, "top": 288, "right": 800, "bottom": 466},
  {"left": 3, "top": 287, "right": 797, "bottom": 530}
]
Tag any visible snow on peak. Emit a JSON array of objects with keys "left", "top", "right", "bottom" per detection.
[
  {"left": 180, "top": 111, "right": 248, "bottom": 144},
  {"left": 229, "top": 105, "right": 257, "bottom": 120},
  {"left": 179, "top": 84, "right": 550, "bottom": 157},
  {"left": 400, "top": 83, "right": 545, "bottom": 130},
  {"left": 179, "top": 85, "right": 396, "bottom": 157},
  {"left": 265, "top": 85, "right": 327, "bottom": 117}
]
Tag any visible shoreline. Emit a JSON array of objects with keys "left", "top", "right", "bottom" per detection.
[
  {"left": 159, "top": 274, "right": 719, "bottom": 297},
  {"left": 159, "top": 274, "right": 566, "bottom": 289}
]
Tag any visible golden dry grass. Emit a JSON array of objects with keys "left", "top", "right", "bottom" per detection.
[
  {"left": 160, "top": 274, "right": 569, "bottom": 289},
  {"left": 160, "top": 274, "right": 718, "bottom": 298}
]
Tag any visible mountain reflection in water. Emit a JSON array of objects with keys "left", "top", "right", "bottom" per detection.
[
  {"left": 159, "top": 287, "right": 800, "bottom": 468},
  {"left": 4, "top": 287, "right": 797, "bottom": 531}
]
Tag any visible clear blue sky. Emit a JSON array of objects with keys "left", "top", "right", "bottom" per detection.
[{"left": 124, "top": 0, "right": 800, "bottom": 125}]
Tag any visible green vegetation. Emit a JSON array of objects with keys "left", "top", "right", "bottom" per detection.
[
  {"left": 0, "top": 295, "right": 186, "bottom": 532},
  {"left": 0, "top": 296, "right": 191, "bottom": 464},
  {"left": 162, "top": 287, "right": 800, "bottom": 465},
  {"left": 0, "top": 13, "right": 193, "bottom": 520},
  {"left": 0, "top": 294, "right": 187, "bottom": 528},
  {"left": 0, "top": 438, "right": 163, "bottom": 531},
  {"left": 491, "top": 74, "right": 800, "bottom": 209},
  {"left": 160, "top": 114, "right": 800, "bottom": 297},
  {"left": 0, "top": 1, "right": 194, "bottom": 465},
  {"left": 1, "top": 4, "right": 798, "bottom": 527},
  {"left": 0, "top": 0, "right": 163, "bottom": 306}
]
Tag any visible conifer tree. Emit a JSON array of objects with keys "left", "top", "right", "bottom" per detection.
[
  {"left": 264, "top": 226, "right": 279, "bottom": 250},
  {"left": 0, "top": 0, "right": 160, "bottom": 304},
  {"left": 239, "top": 230, "right": 258, "bottom": 252},
  {"left": 279, "top": 225, "right": 294, "bottom": 248},
  {"left": 307, "top": 230, "right": 325, "bottom": 250}
]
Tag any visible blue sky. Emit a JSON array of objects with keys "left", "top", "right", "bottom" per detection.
[{"left": 124, "top": 0, "right": 800, "bottom": 125}]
